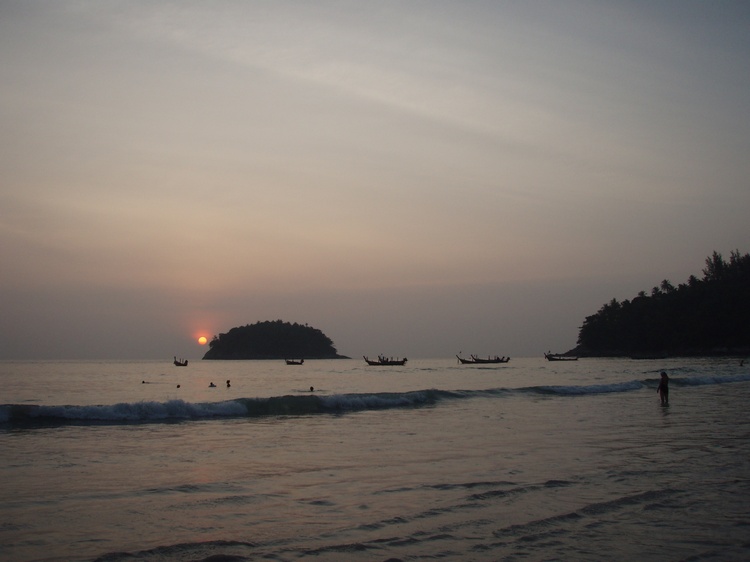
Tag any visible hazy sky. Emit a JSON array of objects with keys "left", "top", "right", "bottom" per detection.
[{"left": 1, "top": 1, "right": 748, "bottom": 359}]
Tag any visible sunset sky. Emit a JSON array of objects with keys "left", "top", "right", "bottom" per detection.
[{"left": 1, "top": 1, "right": 748, "bottom": 360}]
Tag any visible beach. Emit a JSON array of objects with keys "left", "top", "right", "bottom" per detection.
[{"left": 1, "top": 357, "right": 749, "bottom": 561}]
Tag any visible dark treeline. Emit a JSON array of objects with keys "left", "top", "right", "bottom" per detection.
[
  {"left": 202, "top": 320, "right": 347, "bottom": 360},
  {"left": 573, "top": 250, "right": 750, "bottom": 357}
]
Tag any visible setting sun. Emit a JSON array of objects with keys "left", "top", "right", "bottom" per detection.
[{"left": 198, "top": 336, "right": 207, "bottom": 345}]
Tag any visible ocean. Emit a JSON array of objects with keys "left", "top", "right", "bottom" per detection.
[{"left": 1, "top": 356, "right": 749, "bottom": 561}]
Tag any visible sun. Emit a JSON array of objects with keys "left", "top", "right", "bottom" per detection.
[{"left": 197, "top": 336, "right": 208, "bottom": 345}]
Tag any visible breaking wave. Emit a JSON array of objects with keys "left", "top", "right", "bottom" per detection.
[{"left": 2, "top": 373, "right": 749, "bottom": 428}]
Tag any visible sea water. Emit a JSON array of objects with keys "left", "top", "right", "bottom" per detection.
[{"left": 1, "top": 357, "right": 749, "bottom": 561}]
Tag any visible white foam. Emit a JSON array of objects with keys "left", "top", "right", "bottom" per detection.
[{"left": 31, "top": 399, "right": 248, "bottom": 422}]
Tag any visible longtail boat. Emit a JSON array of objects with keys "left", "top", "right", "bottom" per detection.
[
  {"left": 544, "top": 353, "right": 578, "bottom": 361},
  {"left": 285, "top": 359, "right": 305, "bottom": 365},
  {"left": 364, "top": 355, "right": 407, "bottom": 366},
  {"left": 456, "top": 354, "right": 509, "bottom": 364}
]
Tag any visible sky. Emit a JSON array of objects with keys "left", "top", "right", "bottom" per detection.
[{"left": 1, "top": 1, "right": 748, "bottom": 360}]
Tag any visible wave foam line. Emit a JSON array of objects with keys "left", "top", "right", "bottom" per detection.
[
  {"left": 0, "top": 399, "right": 249, "bottom": 425},
  {"left": 0, "top": 390, "right": 456, "bottom": 427},
  {"left": 2, "top": 374, "right": 748, "bottom": 427},
  {"left": 671, "top": 372, "right": 750, "bottom": 386},
  {"left": 529, "top": 381, "right": 645, "bottom": 396},
  {"left": 526, "top": 373, "right": 750, "bottom": 396}
]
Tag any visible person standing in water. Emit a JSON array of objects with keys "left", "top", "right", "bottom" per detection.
[{"left": 657, "top": 371, "right": 669, "bottom": 405}]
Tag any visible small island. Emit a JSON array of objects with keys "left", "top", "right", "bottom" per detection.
[
  {"left": 202, "top": 320, "right": 348, "bottom": 360},
  {"left": 569, "top": 250, "right": 750, "bottom": 358}
]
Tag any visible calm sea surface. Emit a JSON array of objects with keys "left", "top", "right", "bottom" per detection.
[{"left": 1, "top": 357, "right": 749, "bottom": 561}]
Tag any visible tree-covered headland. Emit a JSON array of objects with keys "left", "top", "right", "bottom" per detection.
[
  {"left": 572, "top": 250, "right": 750, "bottom": 357},
  {"left": 202, "top": 320, "right": 347, "bottom": 360}
]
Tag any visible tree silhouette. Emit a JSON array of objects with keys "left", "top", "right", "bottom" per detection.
[
  {"left": 575, "top": 250, "right": 750, "bottom": 356},
  {"left": 203, "top": 320, "right": 346, "bottom": 360}
]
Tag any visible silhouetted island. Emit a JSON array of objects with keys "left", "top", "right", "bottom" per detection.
[
  {"left": 568, "top": 250, "right": 750, "bottom": 358},
  {"left": 202, "top": 320, "right": 348, "bottom": 360}
]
